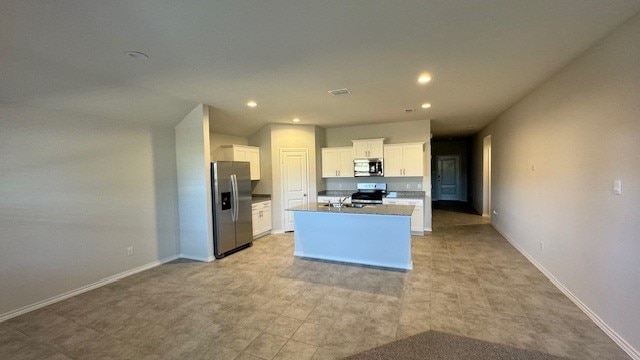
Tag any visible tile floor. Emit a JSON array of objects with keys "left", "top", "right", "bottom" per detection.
[{"left": 1, "top": 208, "right": 631, "bottom": 360}]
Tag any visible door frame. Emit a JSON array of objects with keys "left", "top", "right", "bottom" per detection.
[
  {"left": 435, "top": 154, "right": 461, "bottom": 201},
  {"left": 482, "top": 135, "right": 492, "bottom": 217},
  {"left": 279, "top": 148, "right": 310, "bottom": 232}
]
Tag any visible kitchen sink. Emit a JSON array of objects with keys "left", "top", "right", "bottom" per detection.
[{"left": 319, "top": 203, "right": 353, "bottom": 208}]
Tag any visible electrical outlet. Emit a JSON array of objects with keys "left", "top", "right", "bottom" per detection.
[
  {"left": 613, "top": 180, "right": 622, "bottom": 195},
  {"left": 127, "top": 246, "right": 134, "bottom": 256}
]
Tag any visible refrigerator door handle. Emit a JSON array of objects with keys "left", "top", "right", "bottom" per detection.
[{"left": 231, "top": 174, "right": 239, "bottom": 222}]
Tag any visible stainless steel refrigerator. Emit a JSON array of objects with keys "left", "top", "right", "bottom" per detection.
[{"left": 211, "top": 161, "right": 253, "bottom": 258}]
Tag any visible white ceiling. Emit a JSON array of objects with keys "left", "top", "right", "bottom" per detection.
[{"left": 2, "top": 1, "right": 639, "bottom": 137}]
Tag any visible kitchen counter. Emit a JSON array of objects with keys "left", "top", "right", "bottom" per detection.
[
  {"left": 384, "top": 191, "right": 425, "bottom": 199},
  {"left": 287, "top": 202, "right": 413, "bottom": 270},
  {"left": 251, "top": 194, "right": 271, "bottom": 204},
  {"left": 288, "top": 202, "right": 414, "bottom": 216}
]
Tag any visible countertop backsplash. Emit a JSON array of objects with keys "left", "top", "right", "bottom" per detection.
[{"left": 318, "top": 189, "right": 425, "bottom": 200}]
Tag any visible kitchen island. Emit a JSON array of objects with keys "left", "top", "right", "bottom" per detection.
[{"left": 286, "top": 202, "right": 414, "bottom": 270}]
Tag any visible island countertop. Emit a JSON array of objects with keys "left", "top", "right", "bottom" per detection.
[{"left": 287, "top": 202, "right": 414, "bottom": 216}]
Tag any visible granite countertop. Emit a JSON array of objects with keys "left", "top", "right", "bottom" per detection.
[
  {"left": 251, "top": 194, "right": 271, "bottom": 204},
  {"left": 385, "top": 191, "right": 425, "bottom": 200},
  {"left": 287, "top": 202, "right": 414, "bottom": 216}
]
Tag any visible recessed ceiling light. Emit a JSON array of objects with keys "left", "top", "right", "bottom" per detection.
[
  {"left": 418, "top": 73, "right": 432, "bottom": 84},
  {"left": 247, "top": 101, "right": 257, "bottom": 108},
  {"left": 328, "top": 88, "right": 351, "bottom": 96},
  {"left": 124, "top": 51, "right": 149, "bottom": 60},
  {"left": 421, "top": 103, "right": 432, "bottom": 109},
  {"left": 292, "top": 118, "right": 301, "bottom": 123}
]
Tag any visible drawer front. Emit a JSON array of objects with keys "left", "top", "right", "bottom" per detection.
[
  {"left": 259, "top": 201, "right": 271, "bottom": 209},
  {"left": 382, "top": 198, "right": 403, "bottom": 205},
  {"left": 384, "top": 198, "right": 423, "bottom": 206},
  {"left": 402, "top": 199, "right": 423, "bottom": 206}
]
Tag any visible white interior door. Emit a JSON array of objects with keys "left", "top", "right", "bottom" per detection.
[
  {"left": 437, "top": 155, "right": 460, "bottom": 201},
  {"left": 281, "top": 150, "right": 309, "bottom": 231}
]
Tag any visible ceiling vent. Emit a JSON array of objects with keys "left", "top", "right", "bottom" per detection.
[
  {"left": 328, "top": 88, "right": 351, "bottom": 96},
  {"left": 404, "top": 108, "right": 415, "bottom": 113}
]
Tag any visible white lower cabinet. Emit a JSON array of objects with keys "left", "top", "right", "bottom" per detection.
[
  {"left": 382, "top": 198, "right": 424, "bottom": 235},
  {"left": 251, "top": 200, "right": 272, "bottom": 238}
]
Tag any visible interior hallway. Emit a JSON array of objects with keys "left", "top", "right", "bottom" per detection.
[
  {"left": 432, "top": 200, "right": 491, "bottom": 229},
  {"left": 0, "top": 213, "right": 629, "bottom": 359}
]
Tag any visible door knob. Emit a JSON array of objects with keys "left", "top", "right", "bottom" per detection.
[{"left": 303, "top": 194, "right": 307, "bottom": 197}]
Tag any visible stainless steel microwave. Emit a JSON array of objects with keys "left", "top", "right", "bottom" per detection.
[{"left": 354, "top": 158, "right": 383, "bottom": 177}]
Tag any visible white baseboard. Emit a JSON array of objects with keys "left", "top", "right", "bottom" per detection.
[
  {"left": 179, "top": 254, "right": 215, "bottom": 262},
  {"left": 493, "top": 225, "right": 640, "bottom": 360},
  {"left": 0, "top": 254, "right": 180, "bottom": 323},
  {"left": 270, "top": 229, "right": 285, "bottom": 234},
  {"left": 253, "top": 230, "right": 272, "bottom": 239},
  {"left": 424, "top": 227, "right": 433, "bottom": 232}
]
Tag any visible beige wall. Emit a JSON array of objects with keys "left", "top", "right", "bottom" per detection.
[
  {"left": 249, "top": 125, "right": 273, "bottom": 195},
  {"left": 325, "top": 119, "right": 432, "bottom": 147},
  {"left": 472, "top": 13, "right": 640, "bottom": 355},
  {"left": 175, "top": 104, "right": 213, "bottom": 261},
  {"left": 315, "top": 127, "right": 326, "bottom": 193},
  {"left": 0, "top": 106, "right": 180, "bottom": 318},
  {"left": 269, "top": 125, "right": 319, "bottom": 232}
]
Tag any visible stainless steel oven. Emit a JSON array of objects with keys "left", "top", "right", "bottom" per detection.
[
  {"left": 354, "top": 158, "right": 383, "bottom": 177},
  {"left": 351, "top": 183, "right": 386, "bottom": 207}
]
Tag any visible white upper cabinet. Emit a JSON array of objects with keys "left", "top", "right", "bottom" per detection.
[
  {"left": 321, "top": 147, "right": 354, "bottom": 178},
  {"left": 383, "top": 145, "right": 403, "bottom": 177},
  {"left": 219, "top": 145, "right": 261, "bottom": 180},
  {"left": 383, "top": 142, "right": 424, "bottom": 177},
  {"left": 352, "top": 138, "right": 384, "bottom": 158}
]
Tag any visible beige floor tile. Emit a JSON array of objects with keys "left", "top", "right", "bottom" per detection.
[
  {"left": 237, "top": 311, "right": 280, "bottom": 332},
  {"left": 291, "top": 321, "right": 332, "bottom": 345},
  {"left": 235, "top": 352, "right": 266, "bottom": 360},
  {"left": 264, "top": 315, "right": 304, "bottom": 338},
  {"left": 273, "top": 339, "right": 318, "bottom": 360},
  {"left": 244, "top": 332, "right": 288, "bottom": 359},
  {"left": 0, "top": 325, "right": 71, "bottom": 360},
  {"left": 3, "top": 210, "right": 631, "bottom": 360}
]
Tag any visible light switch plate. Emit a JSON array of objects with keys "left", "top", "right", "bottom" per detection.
[{"left": 613, "top": 180, "right": 622, "bottom": 195}]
